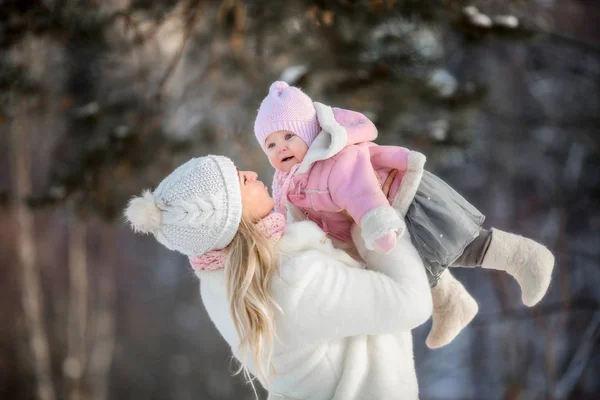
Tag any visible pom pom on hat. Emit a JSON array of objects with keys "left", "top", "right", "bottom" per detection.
[
  {"left": 270, "top": 81, "right": 289, "bottom": 95},
  {"left": 125, "top": 190, "right": 162, "bottom": 234}
]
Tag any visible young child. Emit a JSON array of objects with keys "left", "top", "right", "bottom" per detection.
[{"left": 253, "top": 81, "right": 555, "bottom": 348}]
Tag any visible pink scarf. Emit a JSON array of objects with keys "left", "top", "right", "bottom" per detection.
[
  {"left": 189, "top": 212, "right": 286, "bottom": 271},
  {"left": 272, "top": 164, "right": 300, "bottom": 216}
]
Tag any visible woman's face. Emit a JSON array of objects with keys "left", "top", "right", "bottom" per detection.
[{"left": 238, "top": 170, "right": 275, "bottom": 221}]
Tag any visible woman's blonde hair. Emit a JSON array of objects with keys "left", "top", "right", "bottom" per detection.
[{"left": 225, "top": 214, "right": 280, "bottom": 392}]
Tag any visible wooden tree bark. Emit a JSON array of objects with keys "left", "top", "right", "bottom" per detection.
[{"left": 10, "top": 94, "right": 56, "bottom": 400}]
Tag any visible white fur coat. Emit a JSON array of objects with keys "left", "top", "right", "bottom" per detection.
[{"left": 197, "top": 221, "right": 432, "bottom": 400}]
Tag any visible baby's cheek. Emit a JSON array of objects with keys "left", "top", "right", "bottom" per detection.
[
  {"left": 267, "top": 155, "right": 279, "bottom": 168},
  {"left": 297, "top": 147, "right": 309, "bottom": 161}
]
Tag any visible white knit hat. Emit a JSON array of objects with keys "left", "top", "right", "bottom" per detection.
[{"left": 124, "top": 155, "right": 242, "bottom": 256}]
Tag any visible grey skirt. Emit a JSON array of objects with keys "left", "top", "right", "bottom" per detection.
[{"left": 404, "top": 170, "right": 485, "bottom": 287}]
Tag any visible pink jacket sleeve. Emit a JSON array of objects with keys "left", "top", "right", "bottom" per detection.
[
  {"left": 328, "top": 146, "right": 389, "bottom": 224},
  {"left": 369, "top": 145, "right": 410, "bottom": 172},
  {"left": 332, "top": 107, "right": 378, "bottom": 144}
]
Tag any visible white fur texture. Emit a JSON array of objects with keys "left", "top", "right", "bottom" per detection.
[
  {"left": 297, "top": 102, "right": 347, "bottom": 174},
  {"left": 426, "top": 270, "right": 479, "bottom": 349},
  {"left": 482, "top": 228, "right": 555, "bottom": 306},
  {"left": 124, "top": 190, "right": 162, "bottom": 234},
  {"left": 392, "top": 151, "right": 426, "bottom": 216},
  {"left": 359, "top": 205, "right": 404, "bottom": 251},
  {"left": 279, "top": 221, "right": 361, "bottom": 269},
  {"left": 198, "top": 220, "right": 430, "bottom": 400}
]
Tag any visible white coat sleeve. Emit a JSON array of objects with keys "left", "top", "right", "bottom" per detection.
[{"left": 270, "top": 226, "right": 432, "bottom": 346}]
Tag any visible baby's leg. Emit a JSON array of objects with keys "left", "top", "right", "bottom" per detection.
[
  {"left": 481, "top": 228, "right": 554, "bottom": 306},
  {"left": 453, "top": 228, "right": 492, "bottom": 267},
  {"left": 426, "top": 270, "right": 478, "bottom": 349},
  {"left": 453, "top": 228, "right": 554, "bottom": 307}
]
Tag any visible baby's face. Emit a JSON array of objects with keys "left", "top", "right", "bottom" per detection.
[{"left": 264, "top": 131, "right": 309, "bottom": 173}]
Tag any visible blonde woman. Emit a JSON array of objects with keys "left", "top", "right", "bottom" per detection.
[{"left": 125, "top": 155, "right": 432, "bottom": 400}]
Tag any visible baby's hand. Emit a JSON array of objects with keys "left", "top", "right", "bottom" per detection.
[{"left": 373, "top": 232, "right": 397, "bottom": 254}]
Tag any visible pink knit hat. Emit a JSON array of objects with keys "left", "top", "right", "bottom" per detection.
[{"left": 254, "top": 81, "right": 321, "bottom": 151}]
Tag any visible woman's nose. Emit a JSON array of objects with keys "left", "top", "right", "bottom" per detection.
[{"left": 243, "top": 171, "right": 258, "bottom": 181}]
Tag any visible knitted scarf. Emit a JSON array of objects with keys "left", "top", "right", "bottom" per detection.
[
  {"left": 189, "top": 212, "right": 286, "bottom": 271},
  {"left": 272, "top": 164, "right": 300, "bottom": 216}
]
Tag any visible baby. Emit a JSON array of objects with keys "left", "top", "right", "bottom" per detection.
[{"left": 253, "top": 81, "right": 555, "bottom": 348}]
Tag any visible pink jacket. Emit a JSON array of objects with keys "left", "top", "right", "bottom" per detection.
[{"left": 273, "top": 103, "right": 426, "bottom": 247}]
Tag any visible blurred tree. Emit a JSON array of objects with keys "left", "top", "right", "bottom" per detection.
[{"left": 1, "top": 0, "right": 599, "bottom": 399}]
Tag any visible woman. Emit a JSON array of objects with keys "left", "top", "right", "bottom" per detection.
[{"left": 125, "top": 155, "right": 432, "bottom": 400}]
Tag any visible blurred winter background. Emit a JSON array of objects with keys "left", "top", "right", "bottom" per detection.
[{"left": 1, "top": 0, "right": 599, "bottom": 399}]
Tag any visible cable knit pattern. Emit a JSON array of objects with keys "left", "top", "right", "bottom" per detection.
[
  {"left": 125, "top": 156, "right": 242, "bottom": 257},
  {"left": 189, "top": 212, "right": 286, "bottom": 271}
]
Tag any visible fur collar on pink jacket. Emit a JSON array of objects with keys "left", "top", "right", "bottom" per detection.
[{"left": 273, "top": 102, "right": 426, "bottom": 248}]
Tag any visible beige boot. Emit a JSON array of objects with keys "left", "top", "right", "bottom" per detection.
[
  {"left": 426, "top": 270, "right": 479, "bottom": 349},
  {"left": 481, "top": 228, "right": 554, "bottom": 307}
]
